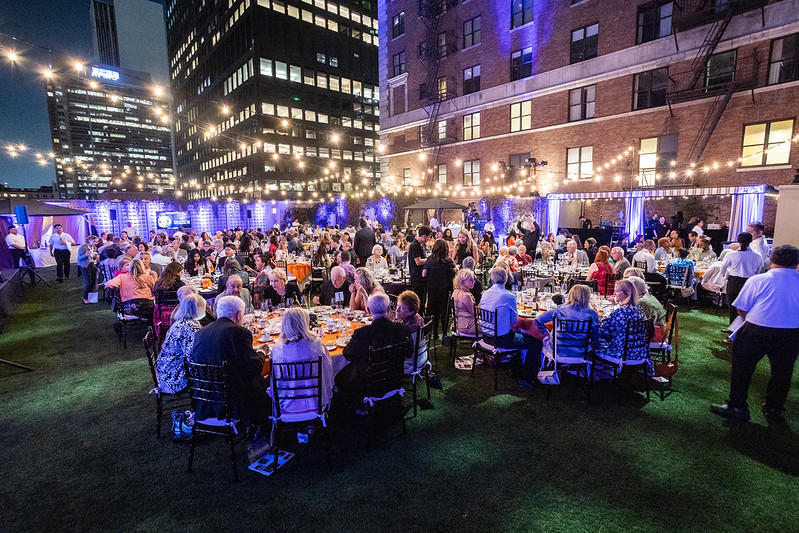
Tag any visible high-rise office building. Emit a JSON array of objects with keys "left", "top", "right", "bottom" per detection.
[
  {"left": 165, "top": 0, "right": 380, "bottom": 201},
  {"left": 47, "top": 0, "right": 174, "bottom": 199}
]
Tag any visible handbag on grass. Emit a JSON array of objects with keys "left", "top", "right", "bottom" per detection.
[
  {"left": 537, "top": 358, "right": 560, "bottom": 385},
  {"left": 171, "top": 410, "right": 194, "bottom": 441}
]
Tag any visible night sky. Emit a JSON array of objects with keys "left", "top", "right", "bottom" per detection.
[{"left": 0, "top": 0, "right": 93, "bottom": 189}]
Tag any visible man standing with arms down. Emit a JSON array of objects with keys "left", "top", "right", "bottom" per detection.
[
  {"left": 353, "top": 219, "right": 376, "bottom": 267},
  {"left": 48, "top": 224, "right": 75, "bottom": 283},
  {"left": 711, "top": 245, "right": 799, "bottom": 422},
  {"left": 408, "top": 225, "right": 431, "bottom": 314},
  {"left": 747, "top": 221, "right": 770, "bottom": 273}
]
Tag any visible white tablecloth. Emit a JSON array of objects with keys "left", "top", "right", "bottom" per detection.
[{"left": 29, "top": 246, "right": 79, "bottom": 268}]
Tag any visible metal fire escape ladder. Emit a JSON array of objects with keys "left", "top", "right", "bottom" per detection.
[
  {"left": 418, "top": 0, "right": 456, "bottom": 187},
  {"left": 685, "top": 85, "right": 735, "bottom": 165},
  {"left": 686, "top": 10, "right": 735, "bottom": 90}
]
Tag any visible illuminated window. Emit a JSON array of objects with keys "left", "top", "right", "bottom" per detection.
[
  {"left": 741, "top": 120, "right": 794, "bottom": 167},
  {"left": 510, "top": 101, "right": 531, "bottom": 132},
  {"left": 511, "top": 46, "right": 533, "bottom": 80},
  {"left": 569, "top": 85, "right": 595, "bottom": 121},
  {"left": 566, "top": 146, "right": 593, "bottom": 180},
  {"left": 463, "top": 160, "right": 480, "bottom": 186}
]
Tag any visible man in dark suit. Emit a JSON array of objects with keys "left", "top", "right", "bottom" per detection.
[
  {"left": 191, "top": 295, "right": 269, "bottom": 426},
  {"left": 337, "top": 293, "right": 411, "bottom": 404},
  {"left": 353, "top": 219, "right": 376, "bottom": 267}
]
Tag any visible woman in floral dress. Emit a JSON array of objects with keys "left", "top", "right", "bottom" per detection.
[
  {"left": 595, "top": 279, "right": 653, "bottom": 374},
  {"left": 156, "top": 293, "right": 206, "bottom": 393}
]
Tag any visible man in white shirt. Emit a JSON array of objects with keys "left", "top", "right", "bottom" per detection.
[
  {"left": 719, "top": 233, "right": 763, "bottom": 324},
  {"left": 5, "top": 225, "right": 26, "bottom": 267},
  {"left": 711, "top": 245, "right": 799, "bottom": 422},
  {"left": 632, "top": 240, "right": 657, "bottom": 273},
  {"left": 172, "top": 226, "right": 186, "bottom": 241},
  {"left": 48, "top": 224, "right": 75, "bottom": 282},
  {"left": 747, "top": 221, "right": 770, "bottom": 272},
  {"left": 428, "top": 216, "right": 439, "bottom": 231},
  {"left": 483, "top": 218, "right": 494, "bottom": 234}
]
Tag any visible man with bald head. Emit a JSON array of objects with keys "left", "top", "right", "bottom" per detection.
[{"left": 314, "top": 265, "right": 351, "bottom": 306}]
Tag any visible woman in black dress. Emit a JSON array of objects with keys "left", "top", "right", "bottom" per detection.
[{"left": 422, "top": 239, "right": 457, "bottom": 339}]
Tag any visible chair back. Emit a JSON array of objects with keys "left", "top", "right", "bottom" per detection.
[
  {"left": 474, "top": 306, "right": 499, "bottom": 341},
  {"left": 275, "top": 259, "right": 288, "bottom": 272},
  {"left": 621, "top": 318, "right": 653, "bottom": 363},
  {"left": 568, "top": 278, "right": 598, "bottom": 293},
  {"left": 109, "top": 287, "right": 123, "bottom": 314},
  {"left": 270, "top": 357, "right": 323, "bottom": 421},
  {"left": 365, "top": 340, "right": 408, "bottom": 399},
  {"left": 411, "top": 320, "right": 432, "bottom": 374},
  {"left": 552, "top": 318, "right": 592, "bottom": 362},
  {"left": 666, "top": 263, "right": 690, "bottom": 289},
  {"left": 633, "top": 260, "right": 649, "bottom": 271},
  {"left": 664, "top": 303, "right": 679, "bottom": 347},
  {"left": 186, "top": 361, "right": 233, "bottom": 422},
  {"left": 143, "top": 327, "right": 160, "bottom": 391},
  {"left": 602, "top": 271, "right": 616, "bottom": 297}
]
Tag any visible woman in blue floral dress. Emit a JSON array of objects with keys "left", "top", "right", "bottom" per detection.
[
  {"left": 156, "top": 293, "right": 207, "bottom": 393},
  {"left": 595, "top": 279, "right": 653, "bottom": 374}
]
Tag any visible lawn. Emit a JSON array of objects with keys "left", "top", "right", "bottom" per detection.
[{"left": 1, "top": 275, "right": 797, "bottom": 532}]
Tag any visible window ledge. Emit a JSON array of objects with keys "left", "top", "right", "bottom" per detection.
[
  {"left": 510, "top": 20, "right": 534, "bottom": 33},
  {"left": 570, "top": 0, "right": 591, "bottom": 6},
  {"left": 737, "top": 164, "right": 793, "bottom": 172},
  {"left": 462, "top": 43, "right": 482, "bottom": 53}
]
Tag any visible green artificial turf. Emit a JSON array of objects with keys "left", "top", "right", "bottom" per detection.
[{"left": 1, "top": 275, "right": 798, "bottom": 532}]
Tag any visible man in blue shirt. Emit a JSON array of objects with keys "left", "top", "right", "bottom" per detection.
[{"left": 711, "top": 245, "right": 799, "bottom": 422}]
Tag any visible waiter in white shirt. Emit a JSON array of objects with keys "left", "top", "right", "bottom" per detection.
[
  {"left": 746, "top": 221, "right": 770, "bottom": 272},
  {"left": 48, "top": 223, "right": 75, "bottom": 282},
  {"left": 719, "top": 233, "right": 763, "bottom": 324},
  {"left": 711, "top": 245, "right": 799, "bottom": 422},
  {"left": 5, "top": 225, "right": 26, "bottom": 267},
  {"left": 483, "top": 218, "right": 495, "bottom": 234}
]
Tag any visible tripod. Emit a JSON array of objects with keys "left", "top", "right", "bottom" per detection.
[{"left": 18, "top": 225, "right": 51, "bottom": 288}]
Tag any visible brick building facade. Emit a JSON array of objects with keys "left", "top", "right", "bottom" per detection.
[{"left": 377, "top": 0, "right": 799, "bottom": 232}]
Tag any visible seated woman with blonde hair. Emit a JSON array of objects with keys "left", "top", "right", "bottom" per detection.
[
  {"left": 349, "top": 267, "right": 384, "bottom": 313},
  {"left": 269, "top": 307, "right": 334, "bottom": 412},
  {"left": 594, "top": 279, "right": 652, "bottom": 373},
  {"left": 452, "top": 269, "right": 476, "bottom": 336}
]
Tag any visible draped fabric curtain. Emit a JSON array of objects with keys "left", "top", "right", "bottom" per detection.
[
  {"left": 546, "top": 198, "right": 561, "bottom": 236},
  {"left": 729, "top": 190, "right": 764, "bottom": 240},
  {"left": 625, "top": 196, "right": 645, "bottom": 239}
]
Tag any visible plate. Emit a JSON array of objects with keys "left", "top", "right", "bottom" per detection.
[
  {"left": 199, "top": 288, "right": 214, "bottom": 293},
  {"left": 310, "top": 305, "right": 332, "bottom": 312},
  {"left": 325, "top": 343, "right": 337, "bottom": 350},
  {"left": 335, "top": 336, "right": 351, "bottom": 347}
]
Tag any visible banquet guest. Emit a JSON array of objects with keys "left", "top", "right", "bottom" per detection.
[
  {"left": 216, "top": 258, "right": 249, "bottom": 293},
  {"left": 720, "top": 232, "right": 763, "bottom": 324},
  {"left": 563, "top": 240, "right": 590, "bottom": 267},
  {"left": 217, "top": 244, "right": 236, "bottom": 271},
  {"left": 452, "top": 269, "right": 477, "bottom": 336},
  {"left": 150, "top": 247, "right": 173, "bottom": 271},
  {"left": 408, "top": 226, "right": 432, "bottom": 314},
  {"left": 461, "top": 256, "right": 483, "bottom": 304},
  {"left": 690, "top": 219, "right": 704, "bottom": 236},
  {"left": 213, "top": 275, "right": 254, "bottom": 315},
  {"left": 387, "top": 233, "right": 407, "bottom": 267},
  {"left": 687, "top": 231, "right": 700, "bottom": 248},
  {"left": 78, "top": 235, "right": 100, "bottom": 303},
  {"left": 138, "top": 242, "right": 151, "bottom": 254},
  {"left": 623, "top": 267, "right": 646, "bottom": 280},
  {"left": 610, "top": 247, "right": 631, "bottom": 279},
  {"left": 275, "top": 238, "right": 290, "bottom": 262},
  {"left": 536, "top": 241, "right": 557, "bottom": 263},
  {"left": 349, "top": 267, "right": 384, "bottom": 313},
  {"left": 199, "top": 240, "right": 214, "bottom": 258},
  {"left": 48, "top": 224, "right": 75, "bottom": 282},
  {"left": 627, "top": 276, "right": 666, "bottom": 327},
  {"left": 152, "top": 261, "right": 185, "bottom": 303},
  {"left": 506, "top": 230, "right": 517, "bottom": 248},
  {"left": 484, "top": 218, "right": 495, "bottom": 233},
  {"left": 139, "top": 252, "right": 153, "bottom": 273},
  {"left": 105, "top": 258, "right": 157, "bottom": 320},
  {"left": 479, "top": 267, "right": 541, "bottom": 379},
  {"left": 311, "top": 241, "right": 332, "bottom": 277},
  {"left": 534, "top": 284, "right": 599, "bottom": 360},
  {"left": 262, "top": 268, "right": 302, "bottom": 307},
  {"left": 669, "top": 229, "right": 684, "bottom": 251},
  {"left": 584, "top": 238, "right": 598, "bottom": 264},
  {"left": 632, "top": 240, "right": 657, "bottom": 273},
  {"left": 313, "top": 266, "right": 351, "bottom": 306},
  {"left": 156, "top": 294, "right": 206, "bottom": 393},
  {"left": 353, "top": 219, "right": 377, "bottom": 267},
  {"left": 586, "top": 246, "right": 616, "bottom": 296},
  {"left": 338, "top": 250, "right": 356, "bottom": 283},
  {"left": 747, "top": 221, "right": 770, "bottom": 272},
  {"left": 454, "top": 229, "right": 479, "bottom": 266},
  {"left": 515, "top": 244, "right": 533, "bottom": 266},
  {"left": 519, "top": 215, "right": 541, "bottom": 254},
  {"left": 269, "top": 307, "right": 335, "bottom": 413},
  {"left": 394, "top": 290, "right": 430, "bottom": 375},
  {"left": 654, "top": 237, "right": 674, "bottom": 261},
  {"left": 365, "top": 244, "right": 389, "bottom": 272},
  {"left": 338, "top": 293, "right": 411, "bottom": 403},
  {"left": 664, "top": 248, "right": 695, "bottom": 288},
  {"left": 689, "top": 236, "right": 717, "bottom": 263},
  {"left": 192, "top": 295, "right": 269, "bottom": 427},
  {"left": 423, "top": 239, "right": 457, "bottom": 337},
  {"left": 711, "top": 245, "right": 799, "bottom": 421},
  {"left": 595, "top": 279, "right": 652, "bottom": 374},
  {"left": 185, "top": 249, "right": 205, "bottom": 277}
]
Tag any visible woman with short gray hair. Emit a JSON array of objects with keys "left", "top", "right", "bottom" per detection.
[{"left": 156, "top": 293, "right": 207, "bottom": 393}]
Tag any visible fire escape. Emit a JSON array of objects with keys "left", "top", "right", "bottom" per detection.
[
  {"left": 667, "top": 0, "right": 768, "bottom": 176},
  {"left": 418, "top": 0, "right": 458, "bottom": 188}
]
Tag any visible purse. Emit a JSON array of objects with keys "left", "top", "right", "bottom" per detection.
[
  {"left": 680, "top": 286, "right": 694, "bottom": 298},
  {"left": 537, "top": 358, "right": 560, "bottom": 385},
  {"left": 171, "top": 410, "right": 194, "bottom": 441}
]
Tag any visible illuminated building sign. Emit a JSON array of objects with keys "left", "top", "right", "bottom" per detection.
[{"left": 91, "top": 67, "right": 120, "bottom": 81}]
